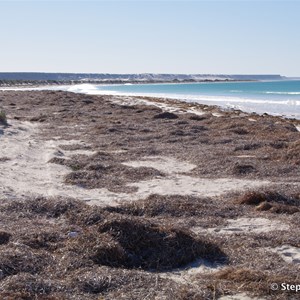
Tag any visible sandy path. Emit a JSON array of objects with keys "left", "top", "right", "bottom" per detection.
[
  {"left": 0, "top": 120, "right": 273, "bottom": 206},
  {"left": 0, "top": 120, "right": 125, "bottom": 205}
]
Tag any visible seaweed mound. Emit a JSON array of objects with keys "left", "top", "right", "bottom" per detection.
[
  {"left": 65, "top": 215, "right": 226, "bottom": 271},
  {"left": 236, "top": 190, "right": 300, "bottom": 214},
  {"left": 0, "top": 197, "right": 227, "bottom": 299},
  {"left": 97, "top": 218, "right": 225, "bottom": 270},
  {"left": 153, "top": 112, "right": 179, "bottom": 119}
]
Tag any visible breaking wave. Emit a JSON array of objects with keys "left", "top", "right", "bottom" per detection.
[{"left": 264, "top": 91, "right": 300, "bottom": 95}]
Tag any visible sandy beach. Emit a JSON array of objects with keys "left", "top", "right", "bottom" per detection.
[{"left": 0, "top": 90, "right": 300, "bottom": 299}]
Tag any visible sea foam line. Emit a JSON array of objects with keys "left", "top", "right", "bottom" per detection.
[{"left": 264, "top": 91, "right": 300, "bottom": 95}]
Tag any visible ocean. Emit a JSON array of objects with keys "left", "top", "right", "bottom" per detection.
[
  {"left": 2, "top": 79, "right": 300, "bottom": 119},
  {"left": 61, "top": 80, "right": 300, "bottom": 119}
]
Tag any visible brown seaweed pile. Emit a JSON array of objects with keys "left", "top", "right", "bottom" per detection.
[
  {"left": 0, "top": 197, "right": 228, "bottom": 299},
  {"left": 0, "top": 90, "right": 299, "bottom": 299}
]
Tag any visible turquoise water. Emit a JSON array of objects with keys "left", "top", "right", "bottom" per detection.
[
  {"left": 9, "top": 79, "right": 300, "bottom": 119},
  {"left": 97, "top": 80, "right": 300, "bottom": 102},
  {"left": 80, "top": 80, "right": 300, "bottom": 119}
]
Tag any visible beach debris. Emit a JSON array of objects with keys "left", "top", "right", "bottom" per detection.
[
  {"left": 0, "top": 231, "right": 11, "bottom": 245},
  {"left": 82, "top": 99, "right": 94, "bottom": 105},
  {"left": 237, "top": 190, "right": 300, "bottom": 214},
  {"left": 153, "top": 111, "right": 179, "bottom": 119},
  {"left": 232, "top": 164, "right": 256, "bottom": 175},
  {"left": 285, "top": 140, "right": 300, "bottom": 164}
]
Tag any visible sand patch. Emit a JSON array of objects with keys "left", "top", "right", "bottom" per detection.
[
  {"left": 185, "top": 108, "right": 207, "bottom": 116},
  {"left": 212, "top": 112, "right": 224, "bottom": 117},
  {"left": 61, "top": 148, "right": 97, "bottom": 156},
  {"left": 269, "top": 245, "right": 300, "bottom": 266},
  {"left": 123, "top": 156, "right": 270, "bottom": 198},
  {"left": 122, "top": 156, "right": 196, "bottom": 174},
  {"left": 218, "top": 293, "right": 265, "bottom": 300},
  {"left": 192, "top": 217, "right": 289, "bottom": 235},
  {"left": 111, "top": 95, "right": 207, "bottom": 116},
  {"left": 160, "top": 258, "right": 221, "bottom": 285},
  {"left": 106, "top": 149, "right": 128, "bottom": 154},
  {"left": 128, "top": 176, "right": 269, "bottom": 198}
]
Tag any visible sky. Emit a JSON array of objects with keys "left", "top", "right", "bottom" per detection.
[{"left": 0, "top": 0, "right": 300, "bottom": 76}]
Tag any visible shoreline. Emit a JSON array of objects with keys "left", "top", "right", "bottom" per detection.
[
  {"left": 2, "top": 81, "right": 300, "bottom": 121},
  {"left": 0, "top": 90, "right": 299, "bottom": 299}
]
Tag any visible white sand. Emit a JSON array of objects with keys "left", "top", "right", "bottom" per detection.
[
  {"left": 62, "top": 149, "right": 97, "bottom": 156},
  {"left": 111, "top": 95, "right": 207, "bottom": 116},
  {"left": 123, "top": 156, "right": 270, "bottom": 198},
  {"left": 128, "top": 175, "right": 270, "bottom": 198},
  {"left": 160, "top": 257, "right": 221, "bottom": 285},
  {"left": 218, "top": 293, "right": 265, "bottom": 300},
  {"left": 269, "top": 245, "right": 300, "bottom": 266},
  {"left": 123, "top": 156, "right": 196, "bottom": 174},
  {"left": 192, "top": 217, "right": 289, "bottom": 235}
]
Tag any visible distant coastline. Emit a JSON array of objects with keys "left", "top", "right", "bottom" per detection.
[
  {"left": 0, "top": 78, "right": 257, "bottom": 88},
  {"left": 0, "top": 72, "right": 285, "bottom": 87}
]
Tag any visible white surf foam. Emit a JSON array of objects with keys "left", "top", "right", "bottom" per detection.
[{"left": 265, "top": 91, "right": 300, "bottom": 95}]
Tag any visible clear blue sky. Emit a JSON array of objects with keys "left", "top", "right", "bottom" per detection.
[{"left": 1, "top": 0, "right": 299, "bottom": 76}]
